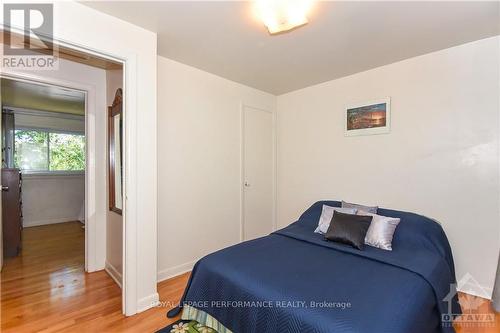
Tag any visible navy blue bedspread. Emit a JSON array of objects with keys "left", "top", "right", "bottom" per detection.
[{"left": 168, "top": 201, "right": 460, "bottom": 333}]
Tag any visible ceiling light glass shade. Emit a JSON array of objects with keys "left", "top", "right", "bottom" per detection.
[{"left": 255, "top": 0, "right": 313, "bottom": 34}]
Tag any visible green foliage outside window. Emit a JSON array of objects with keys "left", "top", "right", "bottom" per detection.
[
  {"left": 14, "top": 129, "right": 85, "bottom": 171},
  {"left": 49, "top": 133, "right": 85, "bottom": 171}
]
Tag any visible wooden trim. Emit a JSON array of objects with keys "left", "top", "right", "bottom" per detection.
[
  {"left": 108, "top": 89, "right": 123, "bottom": 215},
  {"left": 0, "top": 30, "right": 122, "bottom": 70}
]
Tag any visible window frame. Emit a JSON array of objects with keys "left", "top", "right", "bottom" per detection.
[{"left": 14, "top": 126, "right": 86, "bottom": 175}]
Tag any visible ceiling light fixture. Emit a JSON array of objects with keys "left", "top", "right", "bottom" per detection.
[{"left": 254, "top": 0, "right": 313, "bottom": 35}]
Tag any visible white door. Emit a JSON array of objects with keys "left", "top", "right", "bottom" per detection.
[{"left": 242, "top": 105, "right": 274, "bottom": 241}]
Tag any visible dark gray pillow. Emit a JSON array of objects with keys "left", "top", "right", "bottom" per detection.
[
  {"left": 342, "top": 200, "right": 378, "bottom": 214},
  {"left": 325, "top": 211, "right": 373, "bottom": 250}
]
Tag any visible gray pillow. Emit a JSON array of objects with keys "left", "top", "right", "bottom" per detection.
[
  {"left": 358, "top": 211, "right": 400, "bottom": 251},
  {"left": 324, "top": 211, "right": 373, "bottom": 250},
  {"left": 342, "top": 200, "right": 378, "bottom": 214},
  {"left": 314, "top": 205, "right": 357, "bottom": 234}
]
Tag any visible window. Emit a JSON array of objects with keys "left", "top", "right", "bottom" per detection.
[
  {"left": 49, "top": 133, "right": 86, "bottom": 171},
  {"left": 14, "top": 130, "right": 48, "bottom": 171},
  {"left": 14, "top": 129, "right": 85, "bottom": 172}
]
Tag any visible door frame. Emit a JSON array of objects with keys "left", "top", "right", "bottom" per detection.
[
  {"left": 0, "top": 32, "right": 134, "bottom": 315},
  {"left": 43, "top": 37, "right": 136, "bottom": 317},
  {"left": 2, "top": 2, "right": 158, "bottom": 314},
  {"left": 0, "top": 62, "right": 131, "bottom": 311},
  {"left": 239, "top": 103, "right": 277, "bottom": 242}
]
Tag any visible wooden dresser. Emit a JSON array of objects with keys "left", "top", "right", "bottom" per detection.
[{"left": 2, "top": 168, "right": 22, "bottom": 257}]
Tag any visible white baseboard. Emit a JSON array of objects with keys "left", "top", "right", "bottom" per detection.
[
  {"left": 157, "top": 260, "right": 196, "bottom": 283},
  {"left": 23, "top": 216, "right": 81, "bottom": 228},
  {"left": 105, "top": 261, "right": 122, "bottom": 289},
  {"left": 457, "top": 285, "right": 493, "bottom": 300},
  {"left": 137, "top": 292, "right": 160, "bottom": 313}
]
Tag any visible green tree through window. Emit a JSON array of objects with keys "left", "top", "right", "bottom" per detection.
[
  {"left": 14, "top": 129, "right": 85, "bottom": 172},
  {"left": 49, "top": 133, "right": 85, "bottom": 171}
]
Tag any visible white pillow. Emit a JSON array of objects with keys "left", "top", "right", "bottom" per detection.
[
  {"left": 342, "top": 200, "right": 378, "bottom": 214},
  {"left": 358, "top": 211, "right": 401, "bottom": 251},
  {"left": 314, "top": 205, "right": 357, "bottom": 234}
]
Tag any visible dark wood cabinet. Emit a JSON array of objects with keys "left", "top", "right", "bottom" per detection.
[{"left": 2, "top": 168, "right": 22, "bottom": 257}]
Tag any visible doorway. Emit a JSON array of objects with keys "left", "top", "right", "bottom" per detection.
[
  {"left": 241, "top": 105, "right": 276, "bottom": 241},
  {"left": 0, "top": 48, "right": 126, "bottom": 328},
  {"left": 2, "top": 2, "right": 158, "bottom": 318},
  {"left": 1, "top": 76, "right": 87, "bottom": 260},
  {"left": 0, "top": 76, "right": 88, "bottom": 324}
]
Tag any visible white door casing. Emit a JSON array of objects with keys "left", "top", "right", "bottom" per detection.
[{"left": 2, "top": 1, "right": 158, "bottom": 316}]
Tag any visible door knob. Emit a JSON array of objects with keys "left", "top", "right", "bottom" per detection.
[
  {"left": 2, "top": 186, "right": 9, "bottom": 191},
  {"left": 244, "top": 181, "right": 250, "bottom": 187}
]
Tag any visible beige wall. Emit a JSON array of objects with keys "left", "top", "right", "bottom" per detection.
[
  {"left": 157, "top": 56, "right": 276, "bottom": 281},
  {"left": 106, "top": 69, "right": 124, "bottom": 286},
  {"left": 276, "top": 36, "right": 500, "bottom": 297}
]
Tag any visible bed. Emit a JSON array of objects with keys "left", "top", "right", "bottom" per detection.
[{"left": 168, "top": 201, "right": 460, "bottom": 333}]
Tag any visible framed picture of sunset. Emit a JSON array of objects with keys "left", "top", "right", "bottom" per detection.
[{"left": 345, "top": 98, "right": 391, "bottom": 136}]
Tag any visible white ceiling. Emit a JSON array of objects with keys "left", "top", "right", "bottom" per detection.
[
  {"left": 83, "top": 1, "right": 500, "bottom": 95},
  {"left": 1, "top": 79, "right": 85, "bottom": 115}
]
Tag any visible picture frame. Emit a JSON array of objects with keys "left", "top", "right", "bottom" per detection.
[{"left": 345, "top": 97, "right": 391, "bottom": 136}]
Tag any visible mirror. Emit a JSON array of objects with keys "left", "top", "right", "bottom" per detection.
[{"left": 108, "top": 88, "right": 123, "bottom": 215}]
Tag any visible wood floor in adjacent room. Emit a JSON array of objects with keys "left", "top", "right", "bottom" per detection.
[
  {"left": 1, "top": 221, "right": 498, "bottom": 332},
  {"left": 0, "top": 221, "right": 185, "bottom": 333}
]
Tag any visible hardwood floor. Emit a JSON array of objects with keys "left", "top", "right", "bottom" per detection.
[
  {"left": 455, "top": 293, "right": 500, "bottom": 333},
  {"left": 1, "top": 221, "right": 498, "bottom": 332},
  {"left": 0, "top": 221, "right": 185, "bottom": 333}
]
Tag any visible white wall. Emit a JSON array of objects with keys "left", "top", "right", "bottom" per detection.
[
  {"left": 157, "top": 56, "right": 276, "bottom": 281},
  {"left": 12, "top": 110, "right": 86, "bottom": 229},
  {"left": 106, "top": 69, "right": 123, "bottom": 287},
  {"left": 276, "top": 36, "right": 500, "bottom": 297},
  {"left": 1, "top": 1, "right": 157, "bottom": 315},
  {"left": 22, "top": 173, "right": 84, "bottom": 227}
]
